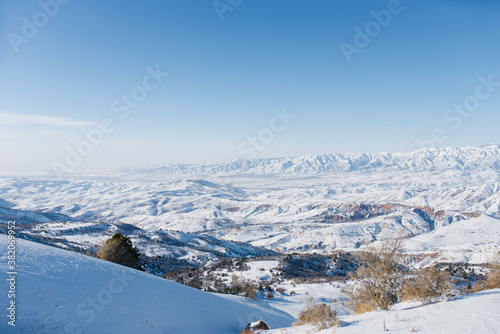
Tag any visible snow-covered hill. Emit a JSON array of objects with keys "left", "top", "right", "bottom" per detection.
[{"left": 0, "top": 235, "right": 293, "bottom": 333}]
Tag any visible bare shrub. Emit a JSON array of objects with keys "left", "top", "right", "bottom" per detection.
[
  {"left": 344, "top": 283, "right": 379, "bottom": 314},
  {"left": 485, "top": 266, "right": 500, "bottom": 289},
  {"left": 401, "top": 267, "right": 452, "bottom": 304},
  {"left": 472, "top": 255, "right": 500, "bottom": 292},
  {"left": 345, "top": 234, "right": 406, "bottom": 313},
  {"left": 293, "top": 298, "right": 338, "bottom": 330},
  {"left": 246, "top": 287, "right": 257, "bottom": 300},
  {"left": 230, "top": 274, "right": 258, "bottom": 299}
]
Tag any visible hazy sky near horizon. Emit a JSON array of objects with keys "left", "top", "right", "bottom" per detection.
[{"left": 1, "top": 0, "right": 500, "bottom": 172}]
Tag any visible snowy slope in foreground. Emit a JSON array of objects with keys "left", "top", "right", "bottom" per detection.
[
  {"left": 0, "top": 236, "right": 293, "bottom": 334},
  {"left": 268, "top": 289, "right": 500, "bottom": 334}
]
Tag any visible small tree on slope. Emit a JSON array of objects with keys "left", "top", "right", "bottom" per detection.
[{"left": 97, "top": 233, "right": 142, "bottom": 270}]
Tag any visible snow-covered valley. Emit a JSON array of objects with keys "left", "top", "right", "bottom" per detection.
[{"left": 1, "top": 145, "right": 500, "bottom": 333}]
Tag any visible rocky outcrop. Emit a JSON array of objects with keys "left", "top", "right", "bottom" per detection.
[{"left": 311, "top": 203, "right": 481, "bottom": 225}]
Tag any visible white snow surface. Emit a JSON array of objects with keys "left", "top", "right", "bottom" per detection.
[
  {"left": 0, "top": 235, "right": 293, "bottom": 333},
  {"left": 268, "top": 289, "right": 500, "bottom": 334},
  {"left": 404, "top": 214, "right": 500, "bottom": 264}
]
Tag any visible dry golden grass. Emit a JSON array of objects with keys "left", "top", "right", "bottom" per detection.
[
  {"left": 401, "top": 267, "right": 452, "bottom": 304},
  {"left": 293, "top": 298, "right": 338, "bottom": 330},
  {"left": 472, "top": 255, "right": 500, "bottom": 292},
  {"left": 344, "top": 283, "right": 379, "bottom": 313}
]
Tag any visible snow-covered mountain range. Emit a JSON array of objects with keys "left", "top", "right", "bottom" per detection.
[
  {"left": 123, "top": 144, "right": 500, "bottom": 175},
  {"left": 1, "top": 145, "right": 500, "bottom": 265}
]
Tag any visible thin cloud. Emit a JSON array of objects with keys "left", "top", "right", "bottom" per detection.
[
  {"left": 0, "top": 112, "right": 96, "bottom": 128},
  {"left": 0, "top": 129, "right": 71, "bottom": 139}
]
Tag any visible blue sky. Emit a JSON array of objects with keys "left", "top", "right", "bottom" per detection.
[{"left": 1, "top": 0, "right": 500, "bottom": 172}]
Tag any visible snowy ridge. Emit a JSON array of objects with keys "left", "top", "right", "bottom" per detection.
[
  {"left": 124, "top": 145, "right": 500, "bottom": 176},
  {"left": 0, "top": 205, "right": 78, "bottom": 225}
]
